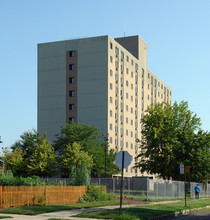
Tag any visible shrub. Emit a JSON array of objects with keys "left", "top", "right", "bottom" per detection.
[{"left": 78, "top": 185, "right": 108, "bottom": 203}]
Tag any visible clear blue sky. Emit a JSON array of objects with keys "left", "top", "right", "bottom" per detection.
[{"left": 0, "top": 0, "right": 209, "bottom": 148}]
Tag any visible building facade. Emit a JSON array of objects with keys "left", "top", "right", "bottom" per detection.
[{"left": 38, "top": 35, "right": 172, "bottom": 177}]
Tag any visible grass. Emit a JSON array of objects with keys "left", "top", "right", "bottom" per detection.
[
  {"left": 0, "top": 201, "right": 120, "bottom": 215},
  {"left": 75, "top": 198, "right": 210, "bottom": 220},
  {"left": 0, "top": 217, "right": 13, "bottom": 219}
]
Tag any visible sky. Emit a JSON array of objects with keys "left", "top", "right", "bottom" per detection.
[{"left": 0, "top": 0, "right": 210, "bottom": 149}]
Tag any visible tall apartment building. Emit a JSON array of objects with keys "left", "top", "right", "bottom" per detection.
[{"left": 38, "top": 35, "right": 172, "bottom": 177}]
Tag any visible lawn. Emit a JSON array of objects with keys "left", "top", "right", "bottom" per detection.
[
  {"left": 75, "top": 198, "right": 210, "bottom": 220},
  {"left": 0, "top": 201, "right": 120, "bottom": 215}
]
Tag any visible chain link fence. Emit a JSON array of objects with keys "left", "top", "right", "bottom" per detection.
[
  {"left": 190, "top": 182, "right": 210, "bottom": 198},
  {"left": 91, "top": 178, "right": 185, "bottom": 200}
]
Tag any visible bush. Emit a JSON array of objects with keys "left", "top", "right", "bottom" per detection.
[
  {"left": 0, "top": 176, "right": 54, "bottom": 186},
  {"left": 78, "top": 185, "right": 108, "bottom": 203},
  {"left": 68, "top": 163, "right": 91, "bottom": 186}
]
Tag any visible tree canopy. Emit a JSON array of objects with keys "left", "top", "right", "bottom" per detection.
[
  {"left": 54, "top": 123, "right": 120, "bottom": 177},
  {"left": 136, "top": 101, "right": 209, "bottom": 182}
]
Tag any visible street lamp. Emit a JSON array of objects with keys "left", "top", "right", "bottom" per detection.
[{"left": 103, "top": 134, "right": 109, "bottom": 178}]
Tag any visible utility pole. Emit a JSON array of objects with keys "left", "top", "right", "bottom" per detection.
[{"left": 104, "top": 134, "right": 109, "bottom": 178}]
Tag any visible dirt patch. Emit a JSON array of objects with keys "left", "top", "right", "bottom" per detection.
[{"left": 116, "top": 198, "right": 146, "bottom": 205}]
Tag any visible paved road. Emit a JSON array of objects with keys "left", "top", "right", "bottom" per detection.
[{"left": 174, "top": 211, "right": 210, "bottom": 220}]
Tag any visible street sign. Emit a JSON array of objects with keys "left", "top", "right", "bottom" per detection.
[
  {"left": 180, "top": 164, "right": 184, "bottom": 174},
  {"left": 185, "top": 165, "right": 190, "bottom": 173},
  {"left": 115, "top": 151, "right": 132, "bottom": 169}
]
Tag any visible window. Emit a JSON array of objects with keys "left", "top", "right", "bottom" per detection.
[
  {"left": 148, "top": 95, "right": 150, "bottom": 100},
  {"left": 135, "top": 99, "right": 138, "bottom": 105},
  {"left": 115, "top": 74, "right": 118, "bottom": 80},
  {"left": 126, "top": 56, "right": 129, "bottom": 62},
  {"left": 126, "top": 93, "right": 128, "bottom": 99},
  {"left": 115, "top": 126, "right": 118, "bottom": 133},
  {"left": 135, "top": 87, "right": 138, "bottom": 93},
  {"left": 115, "top": 47, "right": 119, "bottom": 55},
  {"left": 110, "top": 69, "right": 113, "bottom": 76},
  {"left": 148, "top": 73, "right": 150, "bottom": 79},
  {"left": 110, "top": 110, "right": 112, "bottom": 117},
  {"left": 131, "top": 72, "right": 133, "bottom": 78},
  {"left": 120, "top": 115, "right": 123, "bottom": 121},
  {"left": 158, "top": 82, "right": 160, "bottom": 87},
  {"left": 121, "top": 51, "right": 124, "bottom": 59},
  {"left": 69, "top": 64, "right": 75, "bottom": 70},
  {"left": 131, "top": 107, "right": 133, "bottom": 113},
  {"left": 135, "top": 63, "right": 138, "bottom": 70},
  {"left": 148, "top": 84, "right": 150, "bottom": 89},
  {"left": 69, "top": 90, "right": 75, "bottom": 97},
  {"left": 126, "top": 130, "right": 128, "bottom": 136},
  {"left": 110, "top": 124, "right": 112, "bottom": 130},
  {"left": 115, "top": 113, "right": 118, "bottom": 119},
  {"left": 69, "top": 117, "right": 75, "bottom": 123},
  {"left": 161, "top": 84, "right": 163, "bottom": 89},
  {"left": 120, "top": 90, "right": 123, "bottom": 96},
  {"left": 131, "top": 131, "right": 133, "bottom": 137},
  {"left": 131, "top": 95, "right": 133, "bottom": 102},
  {"left": 151, "top": 76, "right": 153, "bottom": 84},
  {"left": 121, "top": 77, "right": 123, "bottom": 84},
  {"left": 120, "top": 141, "right": 123, "bottom": 147},
  {"left": 131, "top": 59, "right": 134, "bottom": 65},
  {"left": 126, "top": 117, "right": 128, "bottom": 123},
  {"left": 69, "top": 50, "right": 75, "bottom": 57},
  {"left": 110, "top": 42, "right": 113, "bottom": 49},
  {"left": 142, "top": 103, "right": 144, "bottom": 111},
  {"left": 69, "top": 104, "right": 75, "bottom": 110},
  {"left": 126, "top": 105, "right": 128, "bottom": 111},
  {"left": 115, "top": 87, "right": 118, "bottom": 94},
  {"left": 142, "top": 68, "right": 144, "bottom": 76},
  {"left": 110, "top": 96, "right": 113, "bottom": 103},
  {"left": 131, "top": 119, "right": 133, "bottom": 125},
  {"left": 120, "top": 103, "right": 123, "bottom": 109},
  {"left": 110, "top": 56, "right": 113, "bottom": 63},
  {"left": 131, "top": 143, "right": 133, "bottom": 149},
  {"left": 110, "top": 137, "right": 112, "bottom": 143},
  {"left": 115, "top": 61, "right": 119, "bottom": 67},
  {"left": 131, "top": 84, "right": 133, "bottom": 90},
  {"left": 126, "top": 142, "right": 128, "bottom": 148},
  {"left": 126, "top": 68, "right": 129, "bottom": 74},
  {"left": 121, "top": 65, "right": 124, "bottom": 71},
  {"left": 126, "top": 81, "right": 128, "bottom": 87},
  {"left": 110, "top": 83, "right": 113, "bottom": 90},
  {"left": 69, "top": 77, "right": 75, "bottom": 84}
]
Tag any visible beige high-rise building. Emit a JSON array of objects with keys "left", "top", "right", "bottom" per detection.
[{"left": 38, "top": 35, "right": 172, "bottom": 177}]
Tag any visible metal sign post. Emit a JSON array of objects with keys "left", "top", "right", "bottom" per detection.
[
  {"left": 115, "top": 151, "right": 132, "bottom": 216},
  {"left": 119, "top": 151, "right": 124, "bottom": 216}
]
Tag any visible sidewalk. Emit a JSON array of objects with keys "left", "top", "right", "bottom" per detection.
[{"left": 0, "top": 200, "right": 182, "bottom": 220}]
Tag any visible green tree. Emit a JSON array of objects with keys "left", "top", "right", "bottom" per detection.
[
  {"left": 136, "top": 101, "right": 207, "bottom": 181},
  {"left": 27, "top": 138, "right": 57, "bottom": 177},
  {"left": 62, "top": 142, "right": 93, "bottom": 185},
  {"left": 53, "top": 123, "right": 102, "bottom": 154},
  {"left": 3, "top": 148, "right": 26, "bottom": 176},
  {"left": 88, "top": 143, "right": 120, "bottom": 177},
  {"left": 11, "top": 129, "right": 44, "bottom": 159},
  {"left": 54, "top": 123, "right": 120, "bottom": 177}
]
